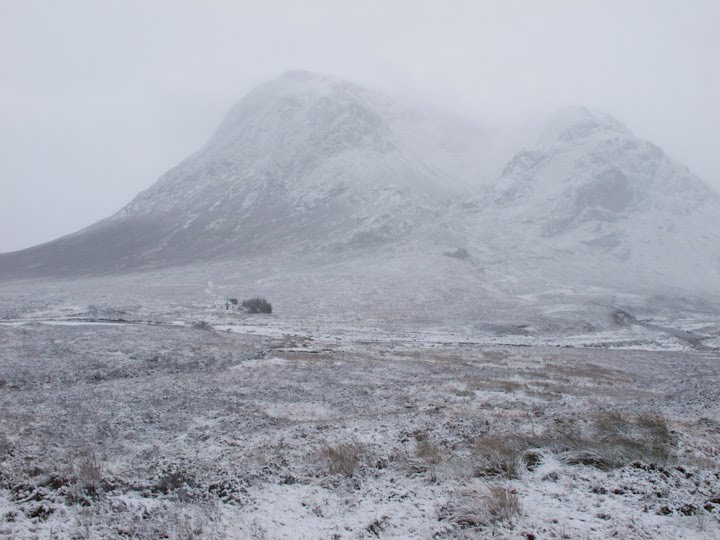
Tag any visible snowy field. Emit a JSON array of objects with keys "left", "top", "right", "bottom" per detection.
[{"left": 0, "top": 288, "right": 719, "bottom": 539}]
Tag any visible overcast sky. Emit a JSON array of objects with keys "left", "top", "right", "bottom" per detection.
[{"left": 1, "top": 0, "right": 718, "bottom": 253}]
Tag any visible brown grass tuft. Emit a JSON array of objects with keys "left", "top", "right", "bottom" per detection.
[
  {"left": 319, "top": 439, "right": 367, "bottom": 477},
  {"left": 555, "top": 411, "right": 674, "bottom": 469},
  {"left": 447, "top": 484, "right": 522, "bottom": 528},
  {"left": 473, "top": 434, "right": 541, "bottom": 479}
]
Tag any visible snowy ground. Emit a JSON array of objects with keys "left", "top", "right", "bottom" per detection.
[{"left": 1, "top": 293, "right": 719, "bottom": 539}]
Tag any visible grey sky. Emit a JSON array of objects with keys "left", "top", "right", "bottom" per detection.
[{"left": 1, "top": 0, "right": 718, "bottom": 253}]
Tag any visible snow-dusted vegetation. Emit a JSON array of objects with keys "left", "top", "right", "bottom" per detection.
[{"left": 0, "top": 292, "right": 718, "bottom": 538}]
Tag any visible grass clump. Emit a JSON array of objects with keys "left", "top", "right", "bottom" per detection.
[
  {"left": 551, "top": 411, "right": 674, "bottom": 469},
  {"left": 74, "top": 451, "right": 103, "bottom": 493},
  {"left": 446, "top": 484, "right": 522, "bottom": 529},
  {"left": 473, "top": 434, "right": 542, "bottom": 479},
  {"left": 416, "top": 438, "right": 441, "bottom": 466},
  {"left": 470, "top": 411, "right": 674, "bottom": 478},
  {"left": 319, "top": 440, "right": 367, "bottom": 477}
]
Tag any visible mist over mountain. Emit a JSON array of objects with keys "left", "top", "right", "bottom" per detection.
[
  {"left": 1, "top": 71, "right": 718, "bottom": 302},
  {"left": 5, "top": 4, "right": 720, "bottom": 536}
]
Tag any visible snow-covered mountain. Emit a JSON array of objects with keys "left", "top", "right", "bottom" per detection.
[
  {"left": 460, "top": 106, "right": 720, "bottom": 291},
  {"left": 0, "top": 71, "right": 492, "bottom": 277},
  {"left": 494, "top": 107, "right": 717, "bottom": 234},
  {"left": 1, "top": 73, "right": 718, "bottom": 302}
]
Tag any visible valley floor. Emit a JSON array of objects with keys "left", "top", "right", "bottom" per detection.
[{"left": 0, "top": 307, "right": 719, "bottom": 539}]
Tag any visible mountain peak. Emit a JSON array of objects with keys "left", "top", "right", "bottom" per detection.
[
  {"left": 494, "top": 103, "right": 718, "bottom": 242},
  {"left": 242, "top": 70, "right": 361, "bottom": 102},
  {"left": 276, "top": 69, "right": 323, "bottom": 81},
  {"left": 539, "top": 106, "right": 627, "bottom": 144},
  {"left": 201, "top": 70, "right": 393, "bottom": 176},
  {"left": 268, "top": 69, "right": 347, "bottom": 88},
  {"left": 207, "top": 70, "right": 382, "bottom": 153}
]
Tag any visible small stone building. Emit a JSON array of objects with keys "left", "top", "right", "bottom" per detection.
[{"left": 216, "top": 298, "right": 239, "bottom": 310}]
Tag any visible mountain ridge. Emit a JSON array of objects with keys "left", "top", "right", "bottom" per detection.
[{"left": 1, "top": 71, "right": 719, "bottom": 298}]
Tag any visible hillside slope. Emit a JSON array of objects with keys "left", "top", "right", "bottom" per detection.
[{"left": 0, "top": 71, "right": 489, "bottom": 277}]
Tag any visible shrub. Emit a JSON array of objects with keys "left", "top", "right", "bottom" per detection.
[
  {"left": 191, "top": 321, "right": 213, "bottom": 331},
  {"left": 444, "top": 247, "right": 471, "bottom": 260},
  {"left": 155, "top": 465, "right": 197, "bottom": 495},
  {"left": 242, "top": 298, "right": 272, "bottom": 314}
]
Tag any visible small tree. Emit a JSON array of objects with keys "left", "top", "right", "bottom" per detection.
[{"left": 242, "top": 297, "right": 272, "bottom": 314}]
